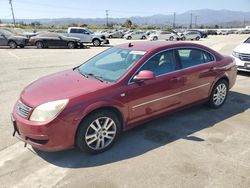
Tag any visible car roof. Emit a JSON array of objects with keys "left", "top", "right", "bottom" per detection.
[{"left": 115, "top": 41, "right": 223, "bottom": 60}]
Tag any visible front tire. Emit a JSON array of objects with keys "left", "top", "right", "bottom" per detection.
[
  {"left": 208, "top": 79, "right": 229, "bottom": 108},
  {"left": 169, "top": 36, "right": 174, "bottom": 41},
  {"left": 92, "top": 39, "right": 101, "bottom": 46},
  {"left": 36, "top": 41, "right": 44, "bottom": 49},
  {"left": 153, "top": 36, "right": 158, "bottom": 41},
  {"left": 141, "top": 36, "right": 146, "bottom": 40},
  {"left": 76, "top": 110, "right": 121, "bottom": 154},
  {"left": 195, "top": 36, "right": 200, "bottom": 40},
  {"left": 67, "top": 41, "right": 75, "bottom": 49}
]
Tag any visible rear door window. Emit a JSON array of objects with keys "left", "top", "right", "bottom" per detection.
[{"left": 176, "top": 48, "right": 214, "bottom": 69}]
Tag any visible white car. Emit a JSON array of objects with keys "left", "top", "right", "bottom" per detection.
[
  {"left": 179, "top": 31, "right": 201, "bottom": 41},
  {"left": 124, "top": 31, "right": 147, "bottom": 40},
  {"left": 148, "top": 31, "right": 176, "bottom": 41},
  {"left": 232, "top": 37, "right": 250, "bottom": 72},
  {"left": 66, "top": 27, "right": 109, "bottom": 46}
]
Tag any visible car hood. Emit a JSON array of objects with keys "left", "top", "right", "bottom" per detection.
[
  {"left": 234, "top": 43, "right": 250, "bottom": 54},
  {"left": 20, "top": 69, "right": 110, "bottom": 107}
]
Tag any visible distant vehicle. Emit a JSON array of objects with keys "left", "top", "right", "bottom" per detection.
[
  {"left": 207, "top": 30, "right": 218, "bottom": 35},
  {"left": 66, "top": 27, "right": 109, "bottom": 46},
  {"left": 105, "top": 30, "right": 124, "bottom": 38},
  {"left": 2, "top": 27, "right": 37, "bottom": 38},
  {"left": 187, "top": 30, "right": 208, "bottom": 38},
  {"left": 232, "top": 37, "right": 250, "bottom": 72},
  {"left": 12, "top": 41, "right": 237, "bottom": 153},
  {"left": 179, "top": 31, "right": 201, "bottom": 41},
  {"left": 0, "top": 29, "right": 28, "bottom": 48},
  {"left": 29, "top": 32, "right": 83, "bottom": 49},
  {"left": 217, "top": 30, "right": 229, "bottom": 35},
  {"left": 124, "top": 31, "right": 147, "bottom": 40},
  {"left": 148, "top": 31, "right": 177, "bottom": 41}
]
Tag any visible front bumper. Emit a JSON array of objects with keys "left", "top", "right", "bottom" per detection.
[
  {"left": 235, "top": 57, "right": 250, "bottom": 72},
  {"left": 11, "top": 109, "right": 77, "bottom": 152},
  {"left": 103, "top": 39, "right": 110, "bottom": 44}
]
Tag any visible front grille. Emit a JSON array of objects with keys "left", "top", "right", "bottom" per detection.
[
  {"left": 16, "top": 101, "right": 32, "bottom": 119},
  {"left": 239, "top": 53, "right": 250, "bottom": 61}
]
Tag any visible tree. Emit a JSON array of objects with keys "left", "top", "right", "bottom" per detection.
[{"left": 123, "top": 19, "right": 133, "bottom": 28}]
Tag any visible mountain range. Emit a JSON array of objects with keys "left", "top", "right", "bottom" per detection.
[{"left": 2, "top": 9, "right": 250, "bottom": 27}]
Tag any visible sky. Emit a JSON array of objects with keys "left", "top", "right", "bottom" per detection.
[{"left": 0, "top": 0, "right": 249, "bottom": 19}]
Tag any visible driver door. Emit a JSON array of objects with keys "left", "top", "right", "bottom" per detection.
[
  {"left": 0, "top": 34, "right": 7, "bottom": 46},
  {"left": 126, "top": 50, "right": 184, "bottom": 125}
]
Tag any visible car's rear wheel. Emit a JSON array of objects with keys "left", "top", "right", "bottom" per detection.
[
  {"left": 67, "top": 41, "right": 75, "bottom": 49},
  {"left": 92, "top": 39, "right": 101, "bottom": 46},
  {"left": 169, "top": 36, "right": 174, "bottom": 41},
  {"left": 36, "top": 41, "right": 44, "bottom": 49},
  {"left": 108, "top": 35, "right": 112, "bottom": 39},
  {"left": 195, "top": 36, "right": 200, "bottom": 40},
  {"left": 208, "top": 79, "right": 229, "bottom": 108},
  {"left": 76, "top": 110, "right": 121, "bottom": 154},
  {"left": 127, "top": 36, "right": 132, "bottom": 40},
  {"left": 141, "top": 36, "right": 146, "bottom": 40},
  {"left": 181, "top": 37, "right": 186, "bottom": 41},
  {"left": 153, "top": 36, "right": 158, "bottom": 41},
  {"left": 8, "top": 41, "right": 17, "bottom": 49}
]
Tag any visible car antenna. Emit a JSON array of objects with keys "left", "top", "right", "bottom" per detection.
[{"left": 128, "top": 43, "right": 133, "bottom": 47}]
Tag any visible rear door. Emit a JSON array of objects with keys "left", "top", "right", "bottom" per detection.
[
  {"left": 127, "top": 49, "right": 184, "bottom": 125},
  {"left": 175, "top": 48, "right": 217, "bottom": 105}
]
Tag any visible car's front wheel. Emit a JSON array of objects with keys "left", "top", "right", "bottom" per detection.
[
  {"left": 36, "top": 41, "right": 44, "bottom": 49},
  {"left": 92, "top": 39, "right": 101, "bottom": 46},
  {"left": 76, "top": 110, "right": 121, "bottom": 154},
  {"left": 67, "top": 41, "right": 75, "bottom": 49},
  {"left": 208, "top": 79, "right": 229, "bottom": 108}
]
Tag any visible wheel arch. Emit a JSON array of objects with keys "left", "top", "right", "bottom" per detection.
[
  {"left": 209, "top": 74, "right": 229, "bottom": 96},
  {"left": 73, "top": 103, "right": 125, "bottom": 145}
]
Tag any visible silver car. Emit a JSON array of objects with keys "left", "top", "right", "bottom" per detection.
[
  {"left": 148, "top": 31, "right": 177, "bottom": 41},
  {"left": 179, "top": 31, "right": 201, "bottom": 41},
  {"left": 124, "top": 31, "right": 147, "bottom": 40}
]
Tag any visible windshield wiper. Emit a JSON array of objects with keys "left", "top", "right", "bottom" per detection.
[
  {"left": 74, "top": 67, "right": 89, "bottom": 78},
  {"left": 85, "top": 73, "right": 104, "bottom": 82}
]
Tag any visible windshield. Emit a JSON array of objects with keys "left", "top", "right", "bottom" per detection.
[
  {"left": 0, "top": 30, "right": 14, "bottom": 37},
  {"left": 244, "top": 37, "right": 250, "bottom": 43},
  {"left": 78, "top": 48, "right": 147, "bottom": 82}
]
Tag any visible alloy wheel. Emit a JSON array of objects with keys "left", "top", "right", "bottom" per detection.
[
  {"left": 85, "top": 117, "right": 117, "bottom": 150},
  {"left": 213, "top": 83, "right": 227, "bottom": 106}
]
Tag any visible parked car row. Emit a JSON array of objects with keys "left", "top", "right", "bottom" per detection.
[{"left": 0, "top": 27, "right": 111, "bottom": 48}]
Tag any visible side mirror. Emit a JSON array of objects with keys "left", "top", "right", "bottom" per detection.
[{"left": 133, "top": 70, "right": 155, "bottom": 82}]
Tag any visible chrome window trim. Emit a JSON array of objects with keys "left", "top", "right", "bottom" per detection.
[
  {"left": 132, "top": 83, "right": 211, "bottom": 109},
  {"left": 128, "top": 46, "right": 216, "bottom": 85}
]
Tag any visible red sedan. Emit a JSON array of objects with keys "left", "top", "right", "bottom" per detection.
[{"left": 12, "top": 41, "right": 237, "bottom": 154}]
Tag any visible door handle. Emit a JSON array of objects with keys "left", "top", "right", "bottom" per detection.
[{"left": 170, "top": 76, "right": 184, "bottom": 82}]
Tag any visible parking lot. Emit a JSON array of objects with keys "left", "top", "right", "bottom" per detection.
[{"left": 0, "top": 34, "right": 250, "bottom": 188}]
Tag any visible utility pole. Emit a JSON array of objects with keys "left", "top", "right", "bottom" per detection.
[
  {"left": 173, "top": 12, "right": 176, "bottom": 29},
  {"left": 105, "top": 10, "right": 109, "bottom": 27},
  {"left": 195, "top": 15, "right": 198, "bottom": 28},
  {"left": 189, "top": 13, "right": 193, "bottom": 29},
  {"left": 9, "top": 0, "right": 16, "bottom": 26}
]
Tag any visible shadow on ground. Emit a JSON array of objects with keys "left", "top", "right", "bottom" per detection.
[{"left": 35, "top": 91, "right": 250, "bottom": 168}]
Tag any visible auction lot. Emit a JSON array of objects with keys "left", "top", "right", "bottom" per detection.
[{"left": 0, "top": 35, "right": 250, "bottom": 188}]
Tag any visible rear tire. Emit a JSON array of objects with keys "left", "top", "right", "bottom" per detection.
[
  {"left": 169, "top": 36, "right": 174, "bottom": 41},
  {"left": 76, "top": 110, "right": 121, "bottom": 154},
  {"left": 127, "top": 36, "right": 132, "bottom": 40},
  {"left": 181, "top": 37, "right": 186, "bottom": 41},
  {"left": 153, "top": 36, "right": 158, "bottom": 41},
  {"left": 141, "top": 36, "right": 146, "bottom": 40},
  {"left": 195, "top": 36, "right": 200, "bottom": 40},
  {"left": 208, "top": 79, "right": 229, "bottom": 109},
  {"left": 8, "top": 41, "right": 17, "bottom": 49},
  {"left": 36, "top": 41, "right": 44, "bottom": 49}
]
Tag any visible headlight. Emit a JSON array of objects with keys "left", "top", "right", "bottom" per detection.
[
  {"left": 30, "top": 99, "right": 68, "bottom": 122},
  {"left": 232, "top": 51, "right": 240, "bottom": 58}
]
